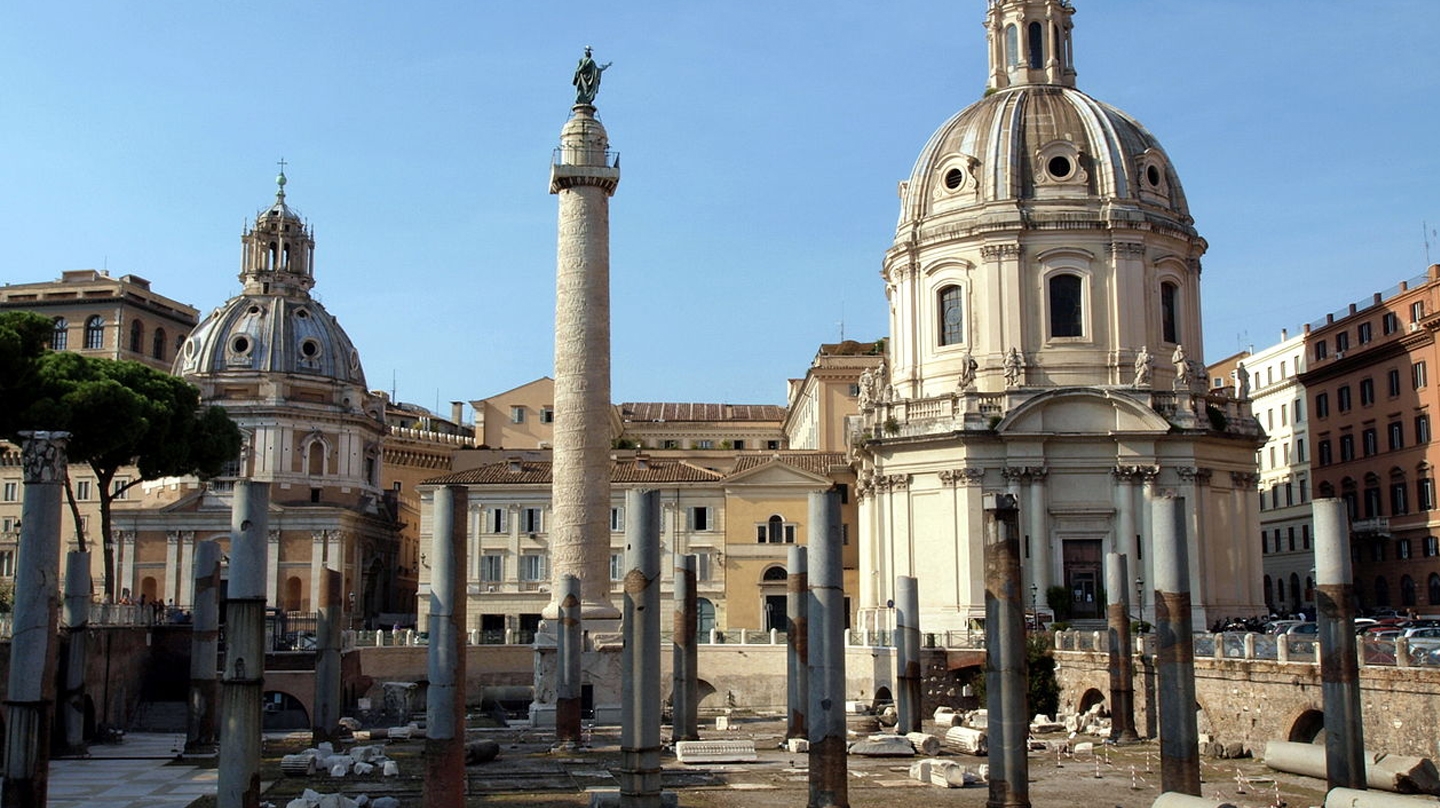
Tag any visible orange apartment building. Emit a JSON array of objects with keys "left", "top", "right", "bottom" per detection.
[{"left": 1301, "top": 264, "right": 1440, "bottom": 613}]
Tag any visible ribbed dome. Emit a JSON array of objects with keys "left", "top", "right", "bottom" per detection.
[
  {"left": 177, "top": 294, "right": 366, "bottom": 386},
  {"left": 897, "top": 85, "right": 1195, "bottom": 238}
]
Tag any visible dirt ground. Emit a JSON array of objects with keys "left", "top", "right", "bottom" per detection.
[{"left": 253, "top": 715, "right": 1336, "bottom": 808}]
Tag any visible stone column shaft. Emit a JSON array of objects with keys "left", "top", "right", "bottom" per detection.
[
  {"left": 219, "top": 480, "right": 269, "bottom": 808},
  {"left": 424, "top": 485, "right": 467, "bottom": 807},
  {"left": 895, "top": 575, "right": 921, "bottom": 735},
  {"left": 1028, "top": 473, "right": 1050, "bottom": 593},
  {"left": 984, "top": 493, "right": 1029, "bottom": 808},
  {"left": 312, "top": 568, "right": 342, "bottom": 745},
  {"left": 556, "top": 574, "right": 584, "bottom": 745},
  {"left": 808, "top": 490, "right": 848, "bottom": 808},
  {"left": 1314, "top": 498, "right": 1364, "bottom": 791},
  {"left": 672, "top": 554, "right": 699, "bottom": 743},
  {"left": 620, "top": 489, "right": 662, "bottom": 807},
  {"left": 187, "top": 540, "right": 222, "bottom": 753},
  {"left": 3, "top": 432, "right": 68, "bottom": 808},
  {"left": 1105, "top": 552, "right": 1138, "bottom": 742},
  {"left": 1153, "top": 494, "right": 1200, "bottom": 797},
  {"left": 786, "top": 545, "right": 808, "bottom": 740},
  {"left": 61, "top": 550, "right": 91, "bottom": 755}
]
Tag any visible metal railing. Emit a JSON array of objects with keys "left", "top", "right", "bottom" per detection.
[{"left": 1054, "top": 629, "right": 1440, "bottom": 668}]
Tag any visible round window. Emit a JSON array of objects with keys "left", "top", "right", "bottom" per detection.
[
  {"left": 943, "top": 167, "right": 965, "bottom": 191},
  {"left": 1047, "top": 155, "right": 1073, "bottom": 180},
  {"left": 231, "top": 335, "right": 251, "bottom": 355},
  {"left": 184, "top": 338, "right": 197, "bottom": 359},
  {"left": 1146, "top": 164, "right": 1161, "bottom": 187},
  {"left": 247, "top": 305, "right": 261, "bottom": 315},
  {"left": 300, "top": 339, "right": 321, "bottom": 359},
  {"left": 296, "top": 308, "right": 310, "bottom": 319}
]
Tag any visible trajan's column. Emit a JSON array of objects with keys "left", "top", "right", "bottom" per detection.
[{"left": 548, "top": 47, "right": 620, "bottom": 621}]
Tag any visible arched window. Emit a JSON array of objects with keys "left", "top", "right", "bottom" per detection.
[
  {"left": 51, "top": 317, "right": 68, "bottom": 350},
  {"left": 767, "top": 515, "right": 784, "bottom": 544},
  {"left": 1027, "top": 21, "right": 1044, "bottom": 68},
  {"left": 1263, "top": 575, "right": 1273, "bottom": 610},
  {"left": 129, "top": 319, "right": 143, "bottom": 353},
  {"left": 284, "top": 576, "right": 304, "bottom": 612},
  {"left": 1276, "top": 578, "right": 1286, "bottom": 604},
  {"left": 1429, "top": 573, "right": 1440, "bottom": 606},
  {"left": 762, "top": 565, "right": 788, "bottom": 582},
  {"left": 1375, "top": 576, "right": 1391, "bottom": 607},
  {"left": 152, "top": 327, "right": 167, "bottom": 361},
  {"left": 1289, "top": 573, "right": 1301, "bottom": 609},
  {"left": 697, "top": 598, "right": 716, "bottom": 635},
  {"left": 938, "top": 285, "right": 964, "bottom": 346},
  {"left": 1161, "top": 282, "right": 1180, "bottom": 344},
  {"left": 1401, "top": 575, "right": 1417, "bottom": 607},
  {"left": 1005, "top": 24, "right": 1019, "bottom": 67},
  {"left": 85, "top": 315, "right": 105, "bottom": 350},
  {"left": 1048, "top": 273, "right": 1083, "bottom": 337}
]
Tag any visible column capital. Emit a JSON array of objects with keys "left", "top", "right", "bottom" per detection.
[
  {"left": 939, "top": 467, "right": 986, "bottom": 487},
  {"left": 1231, "top": 471, "right": 1260, "bottom": 488},
  {"left": 19, "top": 431, "right": 70, "bottom": 483}
]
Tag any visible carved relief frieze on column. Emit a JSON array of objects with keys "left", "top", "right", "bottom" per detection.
[
  {"left": 1230, "top": 472, "right": 1259, "bottom": 489},
  {"left": 873, "top": 474, "right": 911, "bottom": 493},
  {"left": 20, "top": 432, "right": 69, "bottom": 482},
  {"left": 855, "top": 470, "right": 875, "bottom": 500},
  {"left": 939, "top": 468, "right": 986, "bottom": 487},
  {"left": 1174, "top": 467, "right": 1212, "bottom": 486},
  {"left": 980, "top": 244, "right": 1022, "bottom": 260}
]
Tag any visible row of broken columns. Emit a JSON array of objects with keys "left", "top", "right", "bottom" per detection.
[{"left": 0, "top": 433, "right": 1370, "bottom": 808}]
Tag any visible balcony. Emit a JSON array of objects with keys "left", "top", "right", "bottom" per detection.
[{"left": 1352, "top": 517, "right": 1391, "bottom": 536}]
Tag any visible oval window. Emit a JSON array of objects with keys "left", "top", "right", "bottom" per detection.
[
  {"left": 231, "top": 335, "right": 251, "bottom": 354},
  {"left": 943, "top": 168, "right": 965, "bottom": 191},
  {"left": 1146, "top": 164, "right": 1161, "bottom": 187},
  {"left": 1047, "top": 155, "right": 1073, "bottom": 180},
  {"left": 300, "top": 339, "right": 321, "bottom": 359}
]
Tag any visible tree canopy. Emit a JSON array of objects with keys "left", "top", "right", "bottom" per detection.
[{"left": 0, "top": 319, "right": 243, "bottom": 598}]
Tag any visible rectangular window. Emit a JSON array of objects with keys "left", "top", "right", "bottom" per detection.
[
  {"left": 695, "top": 440, "right": 713, "bottom": 450},
  {"left": 2, "top": 481, "right": 18, "bottom": 502},
  {"left": 784, "top": 524, "right": 796, "bottom": 544},
  {"left": 518, "top": 554, "right": 545, "bottom": 582},
  {"left": 509, "top": 406, "right": 526, "bottom": 424},
  {"left": 1271, "top": 487, "right": 1279, "bottom": 509},
  {"left": 1261, "top": 531, "right": 1268, "bottom": 555},
  {"left": 733, "top": 440, "right": 746, "bottom": 450},
  {"left": 1398, "top": 539, "right": 1412, "bottom": 560},
  {"left": 480, "top": 553, "right": 503, "bottom": 582},
  {"left": 695, "top": 551, "right": 712, "bottom": 582},
  {"left": 1318, "top": 440, "right": 1332, "bottom": 466},
  {"left": 1392, "top": 483, "right": 1409, "bottom": 515},
  {"left": 1296, "top": 438, "right": 1307, "bottom": 462},
  {"left": 1389, "top": 368, "right": 1402, "bottom": 397},
  {"left": 766, "top": 440, "right": 781, "bottom": 450},
  {"left": 1363, "top": 487, "right": 1382, "bottom": 518},
  {"left": 485, "top": 507, "right": 507, "bottom": 534},
  {"left": 1, "top": 517, "right": 13, "bottom": 533},
  {"left": 1389, "top": 422, "right": 1404, "bottom": 451},
  {"left": 75, "top": 480, "right": 91, "bottom": 501},
  {"left": 1362, "top": 428, "right": 1378, "bottom": 457},
  {"left": 1335, "top": 331, "right": 1350, "bottom": 352},
  {"left": 662, "top": 439, "right": 679, "bottom": 449},
  {"left": 848, "top": 383, "right": 861, "bottom": 397},
  {"left": 112, "top": 478, "right": 129, "bottom": 500},
  {"left": 1266, "top": 410, "right": 1274, "bottom": 430},
  {"left": 1426, "top": 536, "right": 1439, "bottom": 557},
  {"left": 522, "top": 507, "right": 543, "bottom": 534},
  {"left": 1415, "top": 361, "right": 1428, "bottom": 389},
  {"left": 1421, "top": 478, "right": 1437, "bottom": 511},
  {"left": 1315, "top": 393, "right": 1329, "bottom": 418},
  {"left": 1371, "top": 542, "right": 1386, "bottom": 562},
  {"left": 610, "top": 507, "right": 625, "bottom": 532},
  {"left": 539, "top": 406, "right": 555, "bottom": 424},
  {"left": 690, "top": 506, "right": 712, "bottom": 531},
  {"left": 1360, "top": 378, "right": 1374, "bottom": 406},
  {"left": 1302, "top": 524, "right": 1311, "bottom": 550},
  {"left": 1294, "top": 397, "right": 1305, "bottom": 422},
  {"left": 1315, "top": 340, "right": 1328, "bottom": 361},
  {"left": 1337, "top": 386, "right": 1352, "bottom": 412},
  {"left": 1280, "top": 404, "right": 1288, "bottom": 427},
  {"left": 0, "top": 550, "right": 12, "bottom": 577},
  {"left": 1339, "top": 435, "right": 1354, "bottom": 461},
  {"left": 756, "top": 525, "right": 767, "bottom": 543},
  {"left": 1412, "top": 300, "right": 1426, "bottom": 322},
  {"left": 610, "top": 553, "right": 624, "bottom": 581},
  {"left": 1288, "top": 527, "right": 1296, "bottom": 551},
  {"left": 1300, "top": 475, "right": 1310, "bottom": 502},
  {"left": 1285, "top": 481, "right": 1294, "bottom": 505},
  {"left": 1268, "top": 446, "right": 1276, "bottom": 468},
  {"left": 1383, "top": 311, "right": 1400, "bottom": 335},
  {"left": 1358, "top": 322, "right": 1373, "bottom": 344},
  {"left": 1418, "top": 414, "right": 1432, "bottom": 443}
]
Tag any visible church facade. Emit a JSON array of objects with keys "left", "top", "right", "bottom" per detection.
[{"left": 852, "top": 0, "right": 1265, "bottom": 632}]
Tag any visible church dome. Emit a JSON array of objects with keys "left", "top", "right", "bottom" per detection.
[
  {"left": 175, "top": 174, "right": 367, "bottom": 389},
  {"left": 898, "top": 85, "right": 1195, "bottom": 236},
  {"left": 177, "top": 293, "right": 366, "bottom": 386}
]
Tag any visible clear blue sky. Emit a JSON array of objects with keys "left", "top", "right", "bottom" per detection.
[{"left": 3, "top": 2, "right": 1436, "bottom": 415}]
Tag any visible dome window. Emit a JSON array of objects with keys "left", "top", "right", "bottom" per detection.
[
  {"left": 247, "top": 305, "right": 261, "bottom": 315},
  {"left": 943, "top": 168, "right": 965, "bottom": 191},
  {"left": 1027, "top": 22, "right": 1044, "bottom": 69},
  {"left": 231, "top": 335, "right": 252, "bottom": 355},
  {"left": 300, "top": 338, "right": 321, "bottom": 360},
  {"left": 184, "top": 338, "right": 197, "bottom": 360},
  {"left": 1048, "top": 273, "right": 1084, "bottom": 338},
  {"left": 1146, "top": 164, "right": 1161, "bottom": 188},
  {"left": 296, "top": 308, "right": 310, "bottom": 319},
  {"left": 1036, "top": 141, "right": 1087, "bottom": 187},
  {"left": 938, "top": 285, "right": 965, "bottom": 346},
  {"left": 1047, "top": 156, "right": 1073, "bottom": 181}
]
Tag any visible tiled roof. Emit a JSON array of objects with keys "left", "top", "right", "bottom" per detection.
[
  {"left": 730, "top": 452, "right": 850, "bottom": 477},
  {"left": 817, "top": 340, "right": 885, "bottom": 357},
  {"left": 423, "top": 457, "right": 725, "bottom": 487},
  {"left": 618, "top": 403, "right": 786, "bottom": 422}
]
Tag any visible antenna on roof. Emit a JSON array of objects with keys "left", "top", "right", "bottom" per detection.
[
  {"left": 391, "top": 369, "right": 397, "bottom": 402},
  {"left": 838, "top": 300, "right": 846, "bottom": 342},
  {"left": 1426, "top": 221, "right": 1434, "bottom": 265}
]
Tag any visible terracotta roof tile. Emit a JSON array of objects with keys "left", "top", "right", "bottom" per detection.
[
  {"left": 730, "top": 452, "right": 851, "bottom": 477},
  {"left": 618, "top": 402, "right": 786, "bottom": 422},
  {"left": 423, "top": 457, "right": 725, "bottom": 487}
]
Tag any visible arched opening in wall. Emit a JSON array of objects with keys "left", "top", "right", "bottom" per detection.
[
  {"left": 697, "top": 598, "right": 716, "bottom": 635},
  {"left": 307, "top": 441, "right": 325, "bottom": 476},
  {"left": 1276, "top": 578, "right": 1286, "bottom": 606},
  {"left": 1375, "top": 576, "right": 1391, "bottom": 607},
  {"left": 140, "top": 576, "right": 158, "bottom": 603},
  {"left": 761, "top": 565, "right": 788, "bottom": 632},
  {"left": 284, "top": 576, "right": 303, "bottom": 612},
  {"left": 128, "top": 319, "right": 143, "bottom": 353},
  {"left": 152, "top": 327, "right": 167, "bottom": 361},
  {"left": 934, "top": 664, "right": 983, "bottom": 710},
  {"left": 1289, "top": 573, "right": 1301, "bottom": 611},
  {"left": 1077, "top": 688, "right": 1106, "bottom": 716},
  {"left": 695, "top": 679, "right": 720, "bottom": 711},
  {"left": 262, "top": 690, "right": 310, "bottom": 731},
  {"left": 282, "top": 243, "right": 291, "bottom": 270},
  {"left": 1048, "top": 274, "right": 1083, "bottom": 338},
  {"left": 268, "top": 242, "right": 278, "bottom": 271},
  {"left": 1263, "top": 575, "right": 1273, "bottom": 611},
  {"left": 1027, "top": 21, "right": 1044, "bottom": 68},
  {"left": 1429, "top": 573, "right": 1440, "bottom": 606},
  {"left": 1287, "top": 709, "right": 1325, "bottom": 744},
  {"left": 52, "top": 317, "right": 68, "bottom": 350},
  {"left": 1004, "top": 24, "right": 1019, "bottom": 67},
  {"left": 1160, "top": 282, "right": 1180, "bottom": 344},
  {"left": 1401, "top": 575, "right": 1417, "bottom": 607},
  {"left": 873, "top": 686, "right": 894, "bottom": 715},
  {"left": 767, "top": 515, "right": 785, "bottom": 544}
]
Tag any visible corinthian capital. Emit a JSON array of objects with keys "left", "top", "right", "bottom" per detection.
[{"left": 19, "top": 431, "right": 70, "bottom": 484}]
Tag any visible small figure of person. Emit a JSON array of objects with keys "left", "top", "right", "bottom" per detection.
[
  {"left": 1233, "top": 361, "right": 1251, "bottom": 400},
  {"left": 857, "top": 367, "right": 875, "bottom": 408},
  {"left": 1133, "top": 345, "right": 1153, "bottom": 388},
  {"left": 958, "top": 350, "right": 978, "bottom": 390},
  {"left": 1003, "top": 347, "right": 1025, "bottom": 388},
  {"left": 572, "top": 46, "right": 612, "bottom": 105}
]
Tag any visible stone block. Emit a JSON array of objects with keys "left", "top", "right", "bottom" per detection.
[
  {"left": 786, "top": 737, "right": 810, "bottom": 753},
  {"left": 587, "top": 789, "right": 679, "bottom": 808},
  {"left": 905, "top": 732, "right": 941, "bottom": 756},
  {"left": 945, "top": 726, "right": 988, "bottom": 756},
  {"left": 676, "top": 739, "right": 758, "bottom": 764},
  {"left": 850, "top": 735, "right": 915, "bottom": 757}
]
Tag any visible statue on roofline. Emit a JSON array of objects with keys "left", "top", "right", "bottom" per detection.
[{"left": 572, "top": 46, "right": 612, "bottom": 105}]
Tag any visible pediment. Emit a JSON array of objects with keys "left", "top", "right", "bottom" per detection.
[
  {"left": 725, "top": 460, "right": 832, "bottom": 488},
  {"left": 995, "top": 389, "right": 1172, "bottom": 436}
]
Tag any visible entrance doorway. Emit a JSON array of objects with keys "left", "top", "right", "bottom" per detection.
[{"left": 1063, "top": 539, "right": 1103, "bottom": 619}]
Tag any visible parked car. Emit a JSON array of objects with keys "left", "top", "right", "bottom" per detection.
[
  {"left": 1278, "top": 621, "right": 1318, "bottom": 636},
  {"left": 1265, "top": 619, "right": 1304, "bottom": 635}
]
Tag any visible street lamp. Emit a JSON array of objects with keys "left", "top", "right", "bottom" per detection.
[
  {"left": 1029, "top": 583, "right": 1038, "bottom": 629},
  {"left": 1134, "top": 574, "right": 1145, "bottom": 621}
]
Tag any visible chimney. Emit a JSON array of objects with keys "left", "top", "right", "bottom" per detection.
[{"left": 450, "top": 401, "right": 465, "bottom": 425}]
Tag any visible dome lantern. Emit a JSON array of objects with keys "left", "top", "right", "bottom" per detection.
[{"left": 986, "top": 0, "right": 1076, "bottom": 91}]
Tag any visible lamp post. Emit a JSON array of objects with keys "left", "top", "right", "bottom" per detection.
[
  {"left": 1135, "top": 574, "right": 1145, "bottom": 622},
  {"left": 1029, "top": 583, "right": 1038, "bottom": 630}
]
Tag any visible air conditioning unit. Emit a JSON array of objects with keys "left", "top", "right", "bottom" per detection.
[
  {"left": 486, "top": 585, "right": 497, "bottom": 593},
  {"left": 1411, "top": 322, "right": 1422, "bottom": 332},
  {"left": 1334, "top": 351, "right": 1344, "bottom": 359}
]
